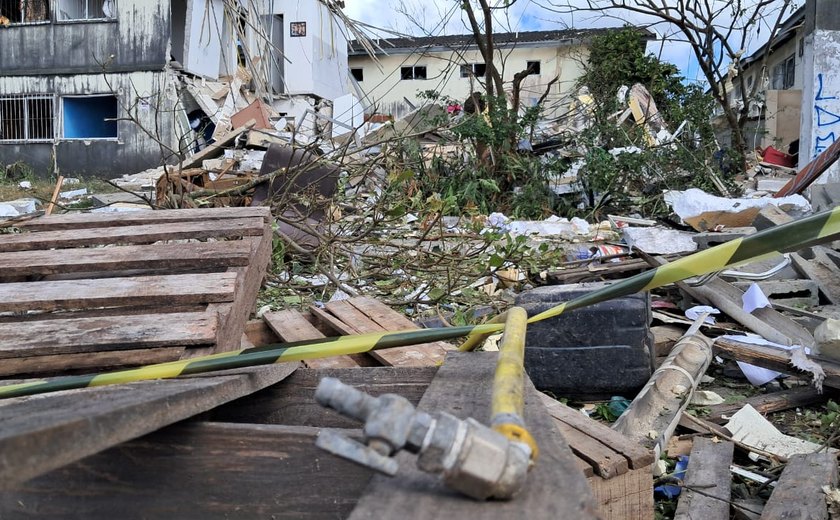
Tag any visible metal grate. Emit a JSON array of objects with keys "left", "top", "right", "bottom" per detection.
[
  {"left": 0, "top": 0, "right": 51, "bottom": 25},
  {"left": 0, "top": 95, "right": 55, "bottom": 142},
  {"left": 56, "top": 0, "right": 114, "bottom": 21}
]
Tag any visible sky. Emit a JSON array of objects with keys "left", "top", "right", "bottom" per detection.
[{"left": 343, "top": 0, "right": 800, "bottom": 86}]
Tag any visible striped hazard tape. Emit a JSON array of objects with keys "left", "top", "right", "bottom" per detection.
[{"left": 2, "top": 206, "right": 840, "bottom": 399}]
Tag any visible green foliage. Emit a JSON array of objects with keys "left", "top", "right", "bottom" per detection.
[{"left": 576, "top": 27, "right": 734, "bottom": 217}]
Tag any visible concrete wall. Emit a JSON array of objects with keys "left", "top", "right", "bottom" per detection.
[
  {"left": 0, "top": 0, "right": 170, "bottom": 75},
  {"left": 800, "top": 0, "right": 840, "bottom": 179},
  {"left": 0, "top": 71, "right": 180, "bottom": 177},
  {"left": 254, "top": 0, "right": 350, "bottom": 100},
  {"left": 348, "top": 43, "right": 589, "bottom": 119}
]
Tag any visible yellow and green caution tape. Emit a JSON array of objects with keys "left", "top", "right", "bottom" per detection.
[{"left": 2, "top": 206, "right": 840, "bottom": 399}]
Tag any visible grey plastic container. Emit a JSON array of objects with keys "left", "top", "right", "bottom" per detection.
[{"left": 515, "top": 282, "right": 654, "bottom": 399}]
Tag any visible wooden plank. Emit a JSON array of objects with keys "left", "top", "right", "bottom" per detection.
[
  {"left": 0, "top": 363, "right": 298, "bottom": 488},
  {"left": 179, "top": 119, "right": 256, "bottom": 170},
  {"left": 760, "top": 452, "right": 839, "bottom": 520},
  {"left": 0, "top": 312, "right": 217, "bottom": 359},
  {"left": 552, "top": 419, "right": 629, "bottom": 479},
  {"left": 325, "top": 300, "right": 384, "bottom": 334},
  {"left": 716, "top": 337, "right": 840, "bottom": 389},
  {"left": 790, "top": 252, "right": 840, "bottom": 304},
  {"left": 348, "top": 352, "right": 598, "bottom": 519},
  {"left": 0, "top": 241, "right": 252, "bottom": 277},
  {"left": 244, "top": 318, "right": 281, "bottom": 346},
  {"left": 207, "top": 366, "right": 438, "bottom": 428},
  {"left": 707, "top": 386, "right": 829, "bottom": 424},
  {"left": 539, "top": 394, "right": 654, "bottom": 469},
  {"left": 0, "top": 423, "right": 371, "bottom": 519},
  {"left": 673, "top": 437, "right": 734, "bottom": 520},
  {"left": 309, "top": 303, "right": 357, "bottom": 334},
  {"left": 208, "top": 230, "right": 272, "bottom": 353},
  {"left": 19, "top": 206, "right": 270, "bottom": 231},
  {"left": 0, "top": 272, "right": 237, "bottom": 313},
  {"left": 347, "top": 297, "right": 451, "bottom": 366},
  {"left": 588, "top": 465, "right": 654, "bottom": 520},
  {"left": 263, "top": 309, "right": 360, "bottom": 368},
  {"left": 0, "top": 217, "right": 266, "bottom": 252},
  {"left": 0, "top": 347, "right": 186, "bottom": 377}
]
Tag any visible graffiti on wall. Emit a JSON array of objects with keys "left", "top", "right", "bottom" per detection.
[{"left": 814, "top": 73, "right": 840, "bottom": 157}]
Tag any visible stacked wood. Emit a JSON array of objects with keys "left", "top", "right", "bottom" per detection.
[{"left": 0, "top": 207, "right": 273, "bottom": 376}]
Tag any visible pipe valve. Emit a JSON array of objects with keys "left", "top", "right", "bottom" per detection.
[{"left": 314, "top": 377, "right": 531, "bottom": 500}]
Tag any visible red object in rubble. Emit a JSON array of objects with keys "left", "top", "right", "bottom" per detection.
[{"left": 762, "top": 146, "right": 796, "bottom": 168}]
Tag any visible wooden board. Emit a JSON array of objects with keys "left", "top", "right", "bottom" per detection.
[
  {"left": 0, "top": 241, "right": 252, "bottom": 277},
  {"left": 0, "top": 347, "right": 187, "bottom": 377},
  {"left": 707, "top": 386, "right": 829, "bottom": 424},
  {"left": 0, "top": 363, "right": 298, "bottom": 488},
  {"left": 206, "top": 366, "right": 439, "bottom": 428},
  {"left": 760, "top": 452, "right": 839, "bottom": 520},
  {"left": 18, "top": 206, "right": 271, "bottom": 231},
  {"left": 0, "top": 312, "right": 217, "bottom": 359},
  {"left": 0, "top": 422, "right": 370, "bottom": 519},
  {"left": 0, "top": 217, "right": 266, "bottom": 252},
  {"left": 314, "top": 297, "right": 451, "bottom": 367},
  {"left": 262, "top": 309, "right": 360, "bottom": 368},
  {"left": 0, "top": 272, "right": 237, "bottom": 313},
  {"left": 348, "top": 352, "right": 599, "bottom": 519},
  {"left": 673, "top": 437, "right": 734, "bottom": 520}
]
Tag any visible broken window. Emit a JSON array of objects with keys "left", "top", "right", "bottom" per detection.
[
  {"left": 526, "top": 61, "right": 541, "bottom": 75},
  {"left": 57, "top": 0, "right": 115, "bottom": 20},
  {"left": 460, "top": 63, "right": 485, "bottom": 78},
  {"left": 351, "top": 68, "right": 364, "bottom": 82},
  {"left": 0, "top": 0, "right": 50, "bottom": 24},
  {"left": 400, "top": 66, "right": 426, "bottom": 80},
  {"left": 0, "top": 95, "right": 54, "bottom": 142},
  {"left": 772, "top": 54, "right": 796, "bottom": 90},
  {"left": 62, "top": 95, "right": 118, "bottom": 139}
]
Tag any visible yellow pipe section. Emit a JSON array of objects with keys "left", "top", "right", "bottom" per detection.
[
  {"left": 458, "top": 311, "right": 508, "bottom": 352},
  {"left": 490, "top": 307, "right": 538, "bottom": 460}
]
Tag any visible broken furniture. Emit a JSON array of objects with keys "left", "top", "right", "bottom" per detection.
[{"left": 0, "top": 207, "right": 273, "bottom": 376}]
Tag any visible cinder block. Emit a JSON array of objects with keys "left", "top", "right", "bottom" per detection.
[
  {"left": 732, "top": 279, "right": 819, "bottom": 308},
  {"left": 692, "top": 227, "right": 756, "bottom": 250},
  {"left": 753, "top": 205, "right": 794, "bottom": 230}
]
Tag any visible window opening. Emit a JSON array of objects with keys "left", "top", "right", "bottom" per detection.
[
  {"left": 351, "top": 68, "right": 364, "bottom": 82},
  {"left": 0, "top": 95, "right": 54, "bottom": 142},
  {"left": 62, "top": 95, "right": 118, "bottom": 139},
  {"left": 0, "top": 0, "right": 50, "bottom": 24},
  {"left": 401, "top": 66, "right": 427, "bottom": 80},
  {"left": 57, "top": 0, "right": 115, "bottom": 20}
]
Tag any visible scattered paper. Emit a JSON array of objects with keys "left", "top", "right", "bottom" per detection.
[
  {"left": 725, "top": 404, "right": 837, "bottom": 460},
  {"left": 742, "top": 283, "right": 771, "bottom": 313},
  {"left": 686, "top": 305, "right": 720, "bottom": 324}
]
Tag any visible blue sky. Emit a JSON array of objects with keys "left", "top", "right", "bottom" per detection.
[{"left": 344, "top": 0, "right": 798, "bottom": 86}]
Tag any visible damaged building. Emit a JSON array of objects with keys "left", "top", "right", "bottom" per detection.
[{"left": 0, "top": 0, "right": 353, "bottom": 177}]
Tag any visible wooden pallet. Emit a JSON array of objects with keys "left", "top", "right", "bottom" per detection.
[
  {"left": 260, "top": 296, "right": 454, "bottom": 369},
  {"left": 0, "top": 207, "right": 273, "bottom": 376},
  {"left": 0, "top": 354, "right": 599, "bottom": 519}
]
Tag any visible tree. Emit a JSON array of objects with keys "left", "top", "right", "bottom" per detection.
[{"left": 547, "top": 0, "right": 797, "bottom": 171}]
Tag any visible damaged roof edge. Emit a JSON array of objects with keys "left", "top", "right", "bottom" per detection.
[{"left": 348, "top": 27, "right": 655, "bottom": 56}]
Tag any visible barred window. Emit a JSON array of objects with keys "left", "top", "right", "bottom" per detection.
[
  {"left": 57, "top": 0, "right": 116, "bottom": 21},
  {"left": 0, "top": 0, "right": 51, "bottom": 25},
  {"left": 0, "top": 95, "right": 55, "bottom": 142}
]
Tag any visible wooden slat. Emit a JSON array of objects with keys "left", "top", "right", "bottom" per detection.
[
  {"left": 324, "top": 298, "right": 449, "bottom": 367},
  {"left": 707, "top": 386, "right": 829, "bottom": 424},
  {"left": 244, "top": 318, "right": 281, "bottom": 346},
  {"left": 0, "top": 423, "right": 372, "bottom": 519},
  {"left": 0, "top": 347, "right": 186, "bottom": 377},
  {"left": 207, "top": 366, "right": 438, "bottom": 427},
  {"left": 19, "top": 206, "right": 270, "bottom": 231},
  {"left": 552, "top": 419, "right": 628, "bottom": 479},
  {"left": 0, "top": 363, "right": 298, "bottom": 488},
  {"left": 760, "top": 452, "right": 839, "bottom": 520},
  {"left": 0, "top": 272, "right": 237, "bottom": 313},
  {"left": 262, "top": 309, "right": 360, "bottom": 368},
  {"left": 673, "top": 438, "right": 734, "bottom": 520},
  {"left": 539, "top": 394, "right": 655, "bottom": 469},
  {"left": 0, "top": 241, "right": 252, "bottom": 277},
  {"left": 348, "top": 352, "right": 598, "bottom": 519},
  {"left": 206, "top": 229, "right": 272, "bottom": 353},
  {"left": 0, "top": 217, "right": 266, "bottom": 252},
  {"left": 0, "top": 312, "right": 217, "bottom": 359}
]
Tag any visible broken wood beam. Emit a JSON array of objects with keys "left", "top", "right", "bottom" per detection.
[
  {"left": 759, "top": 452, "right": 839, "bottom": 520},
  {"left": 715, "top": 337, "right": 840, "bottom": 389},
  {"left": 673, "top": 437, "right": 734, "bottom": 520},
  {"left": 706, "top": 386, "right": 830, "bottom": 424}
]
